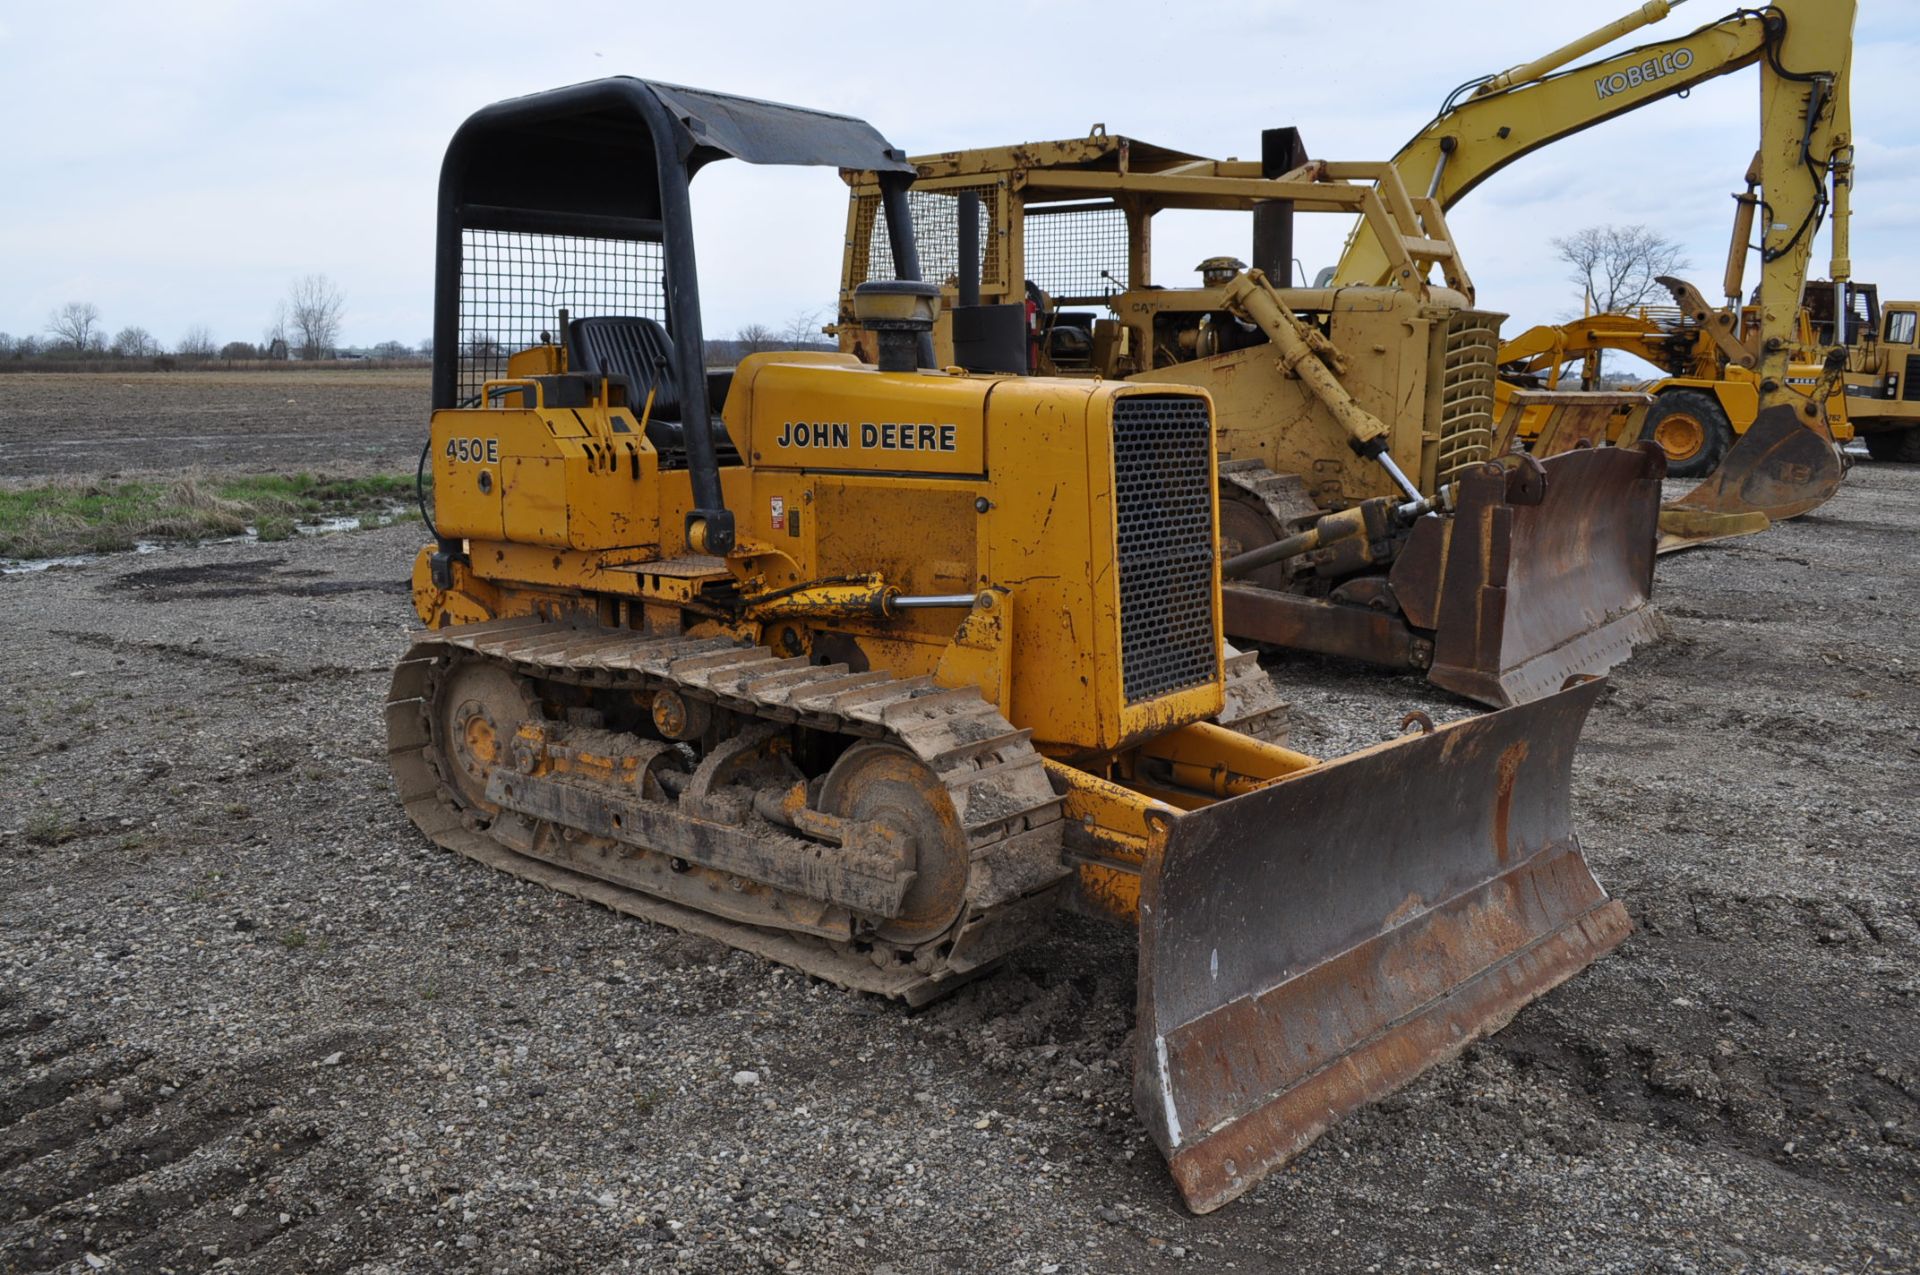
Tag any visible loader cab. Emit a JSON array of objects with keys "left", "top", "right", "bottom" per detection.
[
  {"left": 430, "top": 77, "right": 924, "bottom": 555},
  {"left": 1805, "top": 279, "right": 1880, "bottom": 350}
]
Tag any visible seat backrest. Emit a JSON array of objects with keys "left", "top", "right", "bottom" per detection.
[{"left": 570, "top": 316, "right": 682, "bottom": 422}]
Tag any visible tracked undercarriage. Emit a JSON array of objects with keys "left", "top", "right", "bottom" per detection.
[
  {"left": 388, "top": 618, "right": 1289, "bottom": 1002},
  {"left": 389, "top": 617, "right": 1065, "bottom": 1002}
]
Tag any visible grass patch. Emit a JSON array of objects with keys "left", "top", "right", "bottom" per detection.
[
  {"left": 0, "top": 472, "right": 421, "bottom": 559},
  {"left": 24, "top": 811, "right": 79, "bottom": 847}
]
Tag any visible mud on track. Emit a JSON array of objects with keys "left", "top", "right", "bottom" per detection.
[
  {"left": 0, "top": 371, "right": 428, "bottom": 480},
  {"left": 0, "top": 462, "right": 1916, "bottom": 1273}
]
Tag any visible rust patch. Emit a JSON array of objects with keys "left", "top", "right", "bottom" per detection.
[
  {"left": 1382, "top": 891, "right": 1426, "bottom": 928},
  {"left": 1493, "top": 740, "right": 1529, "bottom": 864}
]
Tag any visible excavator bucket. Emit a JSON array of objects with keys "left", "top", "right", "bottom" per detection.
[
  {"left": 1659, "top": 401, "right": 1846, "bottom": 551},
  {"left": 1135, "top": 678, "right": 1628, "bottom": 1213},
  {"left": 1389, "top": 445, "right": 1665, "bottom": 706}
]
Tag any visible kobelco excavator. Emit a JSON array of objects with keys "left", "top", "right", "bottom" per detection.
[
  {"left": 837, "top": 136, "right": 1665, "bottom": 707},
  {"left": 388, "top": 78, "right": 1630, "bottom": 1214},
  {"left": 1336, "top": 0, "right": 1859, "bottom": 540}
]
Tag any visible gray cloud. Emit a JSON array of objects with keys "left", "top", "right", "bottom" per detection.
[{"left": 2, "top": 1, "right": 1908, "bottom": 356}]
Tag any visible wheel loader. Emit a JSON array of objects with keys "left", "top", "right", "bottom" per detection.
[
  {"left": 1494, "top": 280, "right": 1850, "bottom": 482},
  {"left": 389, "top": 77, "right": 1630, "bottom": 1214},
  {"left": 837, "top": 134, "right": 1665, "bottom": 707}
]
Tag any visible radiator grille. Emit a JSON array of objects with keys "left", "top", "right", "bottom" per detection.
[
  {"left": 1436, "top": 309, "right": 1501, "bottom": 486},
  {"left": 1112, "top": 394, "right": 1217, "bottom": 704},
  {"left": 1903, "top": 354, "right": 1920, "bottom": 402}
]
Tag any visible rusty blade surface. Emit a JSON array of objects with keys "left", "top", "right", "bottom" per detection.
[
  {"left": 1399, "top": 445, "right": 1665, "bottom": 706},
  {"left": 1665, "top": 401, "right": 1846, "bottom": 531},
  {"left": 1133, "top": 679, "right": 1629, "bottom": 1213}
]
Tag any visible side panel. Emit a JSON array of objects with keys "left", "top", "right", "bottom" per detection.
[
  {"left": 982, "top": 380, "right": 1111, "bottom": 748},
  {"left": 736, "top": 359, "right": 991, "bottom": 476}
]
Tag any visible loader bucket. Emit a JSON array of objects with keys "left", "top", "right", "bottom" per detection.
[
  {"left": 1390, "top": 445, "right": 1665, "bottom": 707},
  {"left": 1134, "top": 678, "right": 1629, "bottom": 1213},
  {"left": 1661, "top": 401, "right": 1845, "bottom": 549}
]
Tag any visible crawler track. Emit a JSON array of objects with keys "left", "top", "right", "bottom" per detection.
[{"left": 386, "top": 617, "right": 1070, "bottom": 1004}]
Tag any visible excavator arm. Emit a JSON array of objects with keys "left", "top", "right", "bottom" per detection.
[
  {"left": 1339, "top": 0, "right": 1856, "bottom": 536},
  {"left": 1336, "top": 2, "right": 1771, "bottom": 290}
]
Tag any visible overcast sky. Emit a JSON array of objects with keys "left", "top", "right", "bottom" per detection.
[{"left": 3, "top": 1, "right": 1913, "bottom": 354}]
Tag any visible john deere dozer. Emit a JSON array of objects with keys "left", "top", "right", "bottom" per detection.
[
  {"left": 389, "top": 78, "right": 1630, "bottom": 1213},
  {"left": 838, "top": 135, "right": 1664, "bottom": 706}
]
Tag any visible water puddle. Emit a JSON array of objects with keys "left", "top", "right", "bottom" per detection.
[{"left": 0, "top": 504, "right": 412, "bottom": 575}]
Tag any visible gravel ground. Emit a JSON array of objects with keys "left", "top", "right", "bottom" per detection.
[{"left": 1, "top": 463, "right": 1916, "bottom": 1274}]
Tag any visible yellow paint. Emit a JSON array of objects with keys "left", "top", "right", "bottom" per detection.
[
  {"left": 419, "top": 354, "right": 1232, "bottom": 764},
  {"left": 933, "top": 589, "right": 1012, "bottom": 717}
]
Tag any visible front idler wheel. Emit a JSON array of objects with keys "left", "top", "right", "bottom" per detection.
[
  {"left": 818, "top": 743, "right": 970, "bottom": 947},
  {"left": 435, "top": 660, "right": 539, "bottom": 815}
]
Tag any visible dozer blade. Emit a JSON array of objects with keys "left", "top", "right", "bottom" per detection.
[
  {"left": 1392, "top": 445, "right": 1665, "bottom": 707},
  {"left": 1660, "top": 401, "right": 1846, "bottom": 551},
  {"left": 1133, "top": 678, "right": 1628, "bottom": 1213}
]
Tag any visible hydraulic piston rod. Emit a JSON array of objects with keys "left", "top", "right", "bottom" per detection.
[{"left": 1474, "top": 0, "right": 1690, "bottom": 97}]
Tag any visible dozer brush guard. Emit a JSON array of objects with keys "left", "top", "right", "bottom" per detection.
[{"left": 1133, "top": 677, "right": 1627, "bottom": 1212}]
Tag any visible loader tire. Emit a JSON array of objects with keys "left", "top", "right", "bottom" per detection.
[
  {"left": 1639, "top": 390, "right": 1733, "bottom": 480},
  {"left": 1863, "top": 426, "right": 1920, "bottom": 463}
]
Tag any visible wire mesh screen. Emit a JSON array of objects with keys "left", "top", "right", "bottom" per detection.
[
  {"left": 457, "top": 228, "right": 666, "bottom": 404},
  {"left": 853, "top": 187, "right": 1001, "bottom": 291},
  {"left": 1025, "top": 203, "right": 1128, "bottom": 302}
]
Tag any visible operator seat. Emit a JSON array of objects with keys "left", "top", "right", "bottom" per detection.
[{"left": 568, "top": 315, "right": 734, "bottom": 460}]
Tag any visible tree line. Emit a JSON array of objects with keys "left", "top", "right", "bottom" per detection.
[{"left": 2, "top": 275, "right": 429, "bottom": 365}]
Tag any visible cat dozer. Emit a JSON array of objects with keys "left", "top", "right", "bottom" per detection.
[
  {"left": 389, "top": 78, "right": 1629, "bottom": 1213},
  {"left": 836, "top": 133, "right": 1665, "bottom": 707}
]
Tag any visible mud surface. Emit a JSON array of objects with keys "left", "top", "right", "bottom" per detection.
[
  {"left": 1, "top": 462, "right": 1916, "bottom": 1273},
  {"left": 0, "top": 372, "right": 427, "bottom": 479}
]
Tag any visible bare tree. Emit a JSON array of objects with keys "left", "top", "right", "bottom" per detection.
[
  {"left": 264, "top": 302, "right": 289, "bottom": 355},
  {"left": 735, "top": 323, "right": 781, "bottom": 356},
  {"left": 372, "top": 339, "right": 412, "bottom": 360},
  {"left": 1552, "top": 225, "right": 1690, "bottom": 315},
  {"left": 779, "top": 307, "right": 831, "bottom": 350},
  {"left": 15, "top": 336, "right": 42, "bottom": 359},
  {"left": 222, "top": 340, "right": 260, "bottom": 361},
  {"left": 112, "top": 327, "right": 157, "bottom": 358},
  {"left": 47, "top": 301, "right": 103, "bottom": 352},
  {"left": 287, "top": 275, "right": 345, "bottom": 360},
  {"left": 0, "top": 333, "right": 13, "bottom": 356},
  {"left": 419, "top": 336, "right": 434, "bottom": 358},
  {"left": 177, "top": 325, "right": 216, "bottom": 358}
]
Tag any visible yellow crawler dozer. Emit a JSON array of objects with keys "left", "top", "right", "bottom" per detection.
[{"left": 388, "top": 78, "right": 1630, "bottom": 1213}]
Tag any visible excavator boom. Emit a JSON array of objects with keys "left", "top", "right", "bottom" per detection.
[{"left": 1339, "top": 0, "right": 1857, "bottom": 539}]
